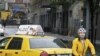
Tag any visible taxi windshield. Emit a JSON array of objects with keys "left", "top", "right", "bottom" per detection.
[{"left": 29, "top": 38, "right": 66, "bottom": 48}]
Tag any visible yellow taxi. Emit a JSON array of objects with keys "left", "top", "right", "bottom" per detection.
[{"left": 0, "top": 35, "right": 72, "bottom": 56}]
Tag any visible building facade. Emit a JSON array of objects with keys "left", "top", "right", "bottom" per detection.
[
  {"left": 31, "top": 0, "right": 85, "bottom": 35},
  {"left": 0, "top": 0, "right": 31, "bottom": 25}
]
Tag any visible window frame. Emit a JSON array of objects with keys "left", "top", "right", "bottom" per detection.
[
  {"left": 7, "top": 37, "right": 23, "bottom": 50},
  {"left": 0, "top": 37, "right": 11, "bottom": 49}
]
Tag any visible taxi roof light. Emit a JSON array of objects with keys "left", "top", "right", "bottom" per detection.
[{"left": 16, "top": 25, "right": 45, "bottom": 36}]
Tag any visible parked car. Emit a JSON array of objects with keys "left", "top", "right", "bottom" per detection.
[
  {"left": 0, "top": 35, "right": 72, "bottom": 56},
  {"left": 0, "top": 24, "right": 4, "bottom": 36}
]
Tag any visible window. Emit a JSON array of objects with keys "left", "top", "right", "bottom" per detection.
[
  {"left": 0, "top": 37, "right": 11, "bottom": 49},
  {"left": 30, "top": 38, "right": 66, "bottom": 48},
  {"left": 7, "top": 38, "right": 23, "bottom": 50}
]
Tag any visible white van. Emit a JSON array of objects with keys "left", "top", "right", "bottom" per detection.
[{"left": 16, "top": 25, "right": 44, "bottom": 35}]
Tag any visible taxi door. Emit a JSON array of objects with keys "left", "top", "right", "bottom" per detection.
[
  {"left": 0, "top": 37, "right": 11, "bottom": 56},
  {"left": 4, "top": 37, "right": 25, "bottom": 56}
]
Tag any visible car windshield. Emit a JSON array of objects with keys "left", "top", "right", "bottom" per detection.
[{"left": 29, "top": 38, "right": 66, "bottom": 48}]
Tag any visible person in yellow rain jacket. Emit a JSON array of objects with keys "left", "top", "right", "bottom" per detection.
[{"left": 72, "top": 27, "right": 96, "bottom": 56}]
